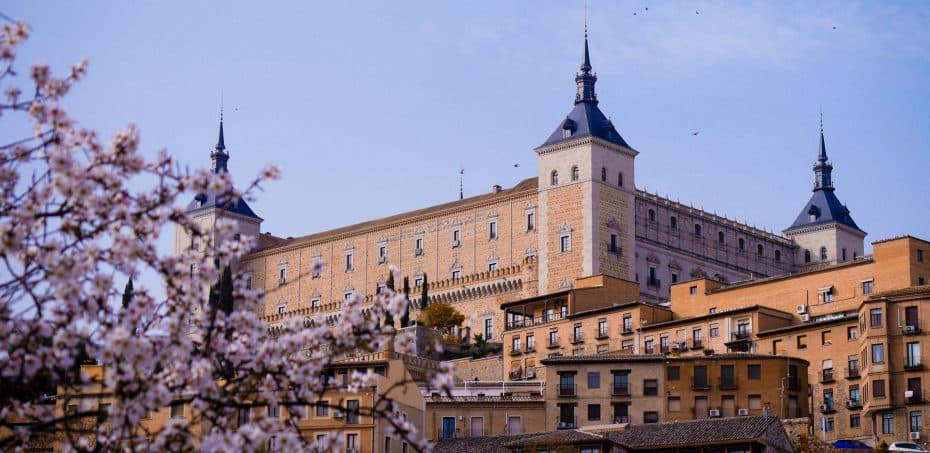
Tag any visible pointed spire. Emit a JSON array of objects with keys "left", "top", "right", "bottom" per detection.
[
  {"left": 812, "top": 113, "right": 833, "bottom": 191},
  {"left": 210, "top": 106, "right": 229, "bottom": 174},
  {"left": 574, "top": 24, "right": 598, "bottom": 105}
]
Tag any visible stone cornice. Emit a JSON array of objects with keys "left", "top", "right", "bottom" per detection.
[{"left": 534, "top": 136, "right": 638, "bottom": 158}]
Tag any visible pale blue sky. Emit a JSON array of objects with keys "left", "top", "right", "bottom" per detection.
[{"left": 5, "top": 2, "right": 930, "bottom": 272}]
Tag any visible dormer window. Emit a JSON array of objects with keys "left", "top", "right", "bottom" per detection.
[
  {"left": 562, "top": 128, "right": 572, "bottom": 138},
  {"left": 561, "top": 118, "right": 576, "bottom": 138},
  {"left": 808, "top": 205, "right": 821, "bottom": 222}
]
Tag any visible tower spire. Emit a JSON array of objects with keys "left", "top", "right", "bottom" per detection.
[
  {"left": 211, "top": 106, "right": 229, "bottom": 174},
  {"left": 812, "top": 114, "right": 833, "bottom": 191},
  {"left": 574, "top": 24, "right": 598, "bottom": 105}
]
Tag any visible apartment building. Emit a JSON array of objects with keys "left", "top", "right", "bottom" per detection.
[{"left": 424, "top": 381, "right": 546, "bottom": 442}]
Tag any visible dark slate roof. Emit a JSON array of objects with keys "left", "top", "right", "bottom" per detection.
[
  {"left": 433, "top": 433, "right": 543, "bottom": 453},
  {"left": 185, "top": 192, "right": 262, "bottom": 220},
  {"left": 504, "top": 430, "right": 606, "bottom": 448},
  {"left": 539, "top": 102, "right": 631, "bottom": 149},
  {"left": 786, "top": 188, "right": 862, "bottom": 233},
  {"left": 604, "top": 416, "right": 785, "bottom": 450}
]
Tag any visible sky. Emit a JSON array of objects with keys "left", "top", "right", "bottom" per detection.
[{"left": 4, "top": 2, "right": 930, "bottom": 284}]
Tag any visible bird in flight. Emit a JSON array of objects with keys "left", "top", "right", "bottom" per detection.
[
  {"left": 513, "top": 164, "right": 520, "bottom": 168},
  {"left": 691, "top": 131, "right": 700, "bottom": 136}
]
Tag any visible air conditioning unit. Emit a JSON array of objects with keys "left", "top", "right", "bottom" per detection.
[
  {"left": 800, "top": 314, "right": 810, "bottom": 322},
  {"left": 708, "top": 409, "right": 721, "bottom": 418},
  {"left": 526, "top": 370, "right": 536, "bottom": 379},
  {"left": 905, "top": 325, "right": 918, "bottom": 334},
  {"left": 738, "top": 408, "right": 750, "bottom": 416},
  {"left": 333, "top": 410, "right": 344, "bottom": 419},
  {"left": 796, "top": 304, "right": 807, "bottom": 314},
  {"left": 911, "top": 432, "right": 921, "bottom": 440}
]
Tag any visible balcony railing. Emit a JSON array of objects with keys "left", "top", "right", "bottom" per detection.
[
  {"left": 613, "top": 415, "right": 630, "bottom": 424},
  {"left": 692, "top": 379, "right": 711, "bottom": 391},
  {"left": 906, "top": 358, "right": 924, "bottom": 371},
  {"left": 907, "top": 393, "right": 925, "bottom": 405},
  {"left": 819, "top": 403, "right": 836, "bottom": 414},
  {"left": 622, "top": 325, "right": 634, "bottom": 334},
  {"left": 558, "top": 384, "right": 577, "bottom": 397},
  {"left": 547, "top": 337, "right": 560, "bottom": 349},
  {"left": 846, "top": 367, "right": 860, "bottom": 379},
  {"left": 509, "top": 347, "right": 522, "bottom": 356},
  {"left": 691, "top": 339, "right": 704, "bottom": 349},
  {"left": 904, "top": 325, "right": 922, "bottom": 335},
  {"left": 612, "top": 385, "right": 631, "bottom": 397},
  {"left": 730, "top": 331, "right": 752, "bottom": 341},
  {"left": 505, "top": 312, "right": 566, "bottom": 331},
  {"left": 719, "top": 378, "right": 737, "bottom": 390},
  {"left": 525, "top": 345, "right": 536, "bottom": 353},
  {"left": 821, "top": 369, "right": 835, "bottom": 383},
  {"left": 644, "top": 345, "right": 655, "bottom": 354},
  {"left": 570, "top": 333, "right": 584, "bottom": 344},
  {"left": 596, "top": 328, "right": 609, "bottom": 339},
  {"left": 556, "top": 416, "right": 578, "bottom": 430},
  {"left": 660, "top": 345, "right": 670, "bottom": 354},
  {"left": 845, "top": 399, "right": 862, "bottom": 410}
]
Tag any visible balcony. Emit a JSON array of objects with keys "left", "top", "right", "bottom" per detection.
[
  {"left": 846, "top": 367, "right": 860, "bottom": 379},
  {"left": 525, "top": 345, "right": 536, "bottom": 354},
  {"left": 558, "top": 384, "right": 577, "bottom": 397},
  {"left": 508, "top": 347, "right": 522, "bottom": 356},
  {"left": 692, "top": 379, "right": 711, "bottom": 391},
  {"left": 691, "top": 339, "right": 704, "bottom": 349},
  {"left": 907, "top": 393, "right": 925, "bottom": 405},
  {"left": 570, "top": 333, "right": 584, "bottom": 344},
  {"left": 659, "top": 345, "right": 670, "bottom": 354},
  {"left": 505, "top": 313, "right": 565, "bottom": 331},
  {"left": 725, "top": 331, "right": 753, "bottom": 352},
  {"left": 547, "top": 338, "right": 560, "bottom": 349},
  {"left": 719, "top": 378, "right": 737, "bottom": 391},
  {"left": 622, "top": 326, "right": 634, "bottom": 335},
  {"left": 904, "top": 325, "right": 922, "bottom": 336},
  {"left": 905, "top": 359, "right": 924, "bottom": 371},
  {"left": 644, "top": 346, "right": 655, "bottom": 354},
  {"left": 819, "top": 403, "right": 836, "bottom": 414},
  {"left": 556, "top": 416, "right": 578, "bottom": 430},
  {"left": 596, "top": 328, "right": 609, "bottom": 340},
  {"left": 612, "top": 415, "right": 630, "bottom": 425},
  {"left": 845, "top": 399, "right": 862, "bottom": 410},
  {"left": 612, "top": 385, "right": 631, "bottom": 397},
  {"left": 821, "top": 369, "right": 835, "bottom": 383}
]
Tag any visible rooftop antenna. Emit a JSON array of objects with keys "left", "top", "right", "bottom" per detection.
[{"left": 459, "top": 167, "right": 465, "bottom": 200}]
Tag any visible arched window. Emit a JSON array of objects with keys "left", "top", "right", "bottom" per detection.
[
  {"left": 804, "top": 250, "right": 811, "bottom": 263},
  {"left": 571, "top": 166, "right": 579, "bottom": 181},
  {"left": 694, "top": 224, "right": 702, "bottom": 237},
  {"left": 550, "top": 170, "right": 558, "bottom": 186},
  {"left": 757, "top": 244, "right": 764, "bottom": 256},
  {"left": 738, "top": 238, "right": 745, "bottom": 250},
  {"left": 670, "top": 216, "right": 677, "bottom": 230},
  {"left": 601, "top": 167, "right": 607, "bottom": 182},
  {"left": 618, "top": 172, "right": 624, "bottom": 187},
  {"left": 718, "top": 231, "right": 725, "bottom": 244},
  {"left": 820, "top": 246, "right": 828, "bottom": 261},
  {"left": 775, "top": 250, "right": 781, "bottom": 262},
  {"left": 648, "top": 209, "right": 656, "bottom": 222}
]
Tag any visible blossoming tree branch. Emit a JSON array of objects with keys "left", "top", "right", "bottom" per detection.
[{"left": 0, "top": 21, "right": 451, "bottom": 452}]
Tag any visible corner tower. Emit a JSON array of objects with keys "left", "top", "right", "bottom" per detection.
[
  {"left": 534, "top": 31, "right": 638, "bottom": 292},
  {"left": 784, "top": 121, "right": 865, "bottom": 266},
  {"left": 173, "top": 113, "right": 263, "bottom": 267}
]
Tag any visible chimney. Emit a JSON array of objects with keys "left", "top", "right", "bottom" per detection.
[{"left": 492, "top": 184, "right": 502, "bottom": 193}]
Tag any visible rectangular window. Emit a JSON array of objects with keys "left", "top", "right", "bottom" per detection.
[
  {"left": 597, "top": 319, "right": 608, "bottom": 337},
  {"left": 511, "top": 336, "right": 521, "bottom": 352},
  {"left": 850, "top": 414, "right": 861, "bottom": 428},
  {"left": 643, "top": 411, "right": 659, "bottom": 424},
  {"left": 316, "top": 402, "right": 329, "bottom": 417},
  {"left": 622, "top": 315, "right": 632, "bottom": 332},
  {"left": 484, "top": 318, "right": 493, "bottom": 340},
  {"left": 710, "top": 324, "right": 719, "bottom": 338},
  {"left": 874, "top": 379, "right": 886, "bottom": 398},
  {"left": 689, "top": 285, "right": 698, "bottom": 295},
  {"left": 883, "top": 412, "right": 894, "bottom": 434},
  {"left": 609, "top": 233, "right": 619, "bottom": 253},
  {"left": 823, "top": 417, "right": 835, "bottom": 432},
  {"left": 693, "top": 366, "right": 709, "bottom": 389},
  {"left": 170, "top": 401, "right": 184, "bottom": 419},
  {"left": 872, "top": 344, "right": 885, "bottom": 364},
  {"left": 621, "top": 339, "right": 633, "bottom": 350},
  {"left": 452, "top": 229, "right": 461, "bottom": 246},
  {"left": 822, "top": 330, "right": 832, "bottom": 345},
  {"left": 667, "top": 366, "right": 680, "bottom": 381},
  {"left": 748, "top": 364, "right": 761, "bottom": 380},
  {"left": 597, "top": 343, "right": 609, "bottom": 354},
  {"left": 452, "top": 269, "right": 461, "bottom": 279},
  {"left": 588, "top": 372, "right": 600, "bottom": 389},
  {"left": 919, "top": 249, "right": 925, "bottom": 262},
  {"left": 644, "top": 379, "right": 658, "bottom": 396},
  {"left": 907, "top": 342, "right": 921, "bottom": 368},
  {"left": 720, "top": 365, "right": 735, "bottom": 389},
  {"left": 667, "top": 397, "right": 681, "bottom": 412},
  {"left": 870, "top": 308, "right": 883, "bottom": 327},
  {"left": 489, "top": 221, "right": 497, "bottom": 240},
  {"left": 488, "top": 262, "right": 497, "bottom": 272},
  {"left": 797, "top": 335, "right": 807, "bottom": 349},
  {"left": 238, "top": 406, "right": 251, "bottom": 425},
  {"left": 345, "top": 252, "right": 353, "bottom": 271},
  {"left": 526, "top": 334, "right": 535, "bottom": 351},
  {"left": 749, "top": 395, "right": 762, "bottom": 410},
  {"left": 911, "top": 411, "right": 923, "bottom": 433},
  {"left": 346, "top": 433, "right": 359, "bottom": 449},
  {"left": 268, "top": 403, "right": 279, "bottom": 418},
  {"left": 560, "top": 235, "right": 570, "bottom": 252},
  {"left": 847, "top": 326, "right": 858, "bottom": 340},
  {"left": 587, "top": 404, "right": 601, "bottom": 421},
  {"left": 346, "top": 399, "right": 360, "bottom": 424},
  {"left": 772, "top": 339, "right": 783, "bottom": 355},
  {"left": 862, "top": 280, "right": 873, "bottom": 295},
  {"left": 414, "top": 237, "right": 423, "bottom": 254},
  {"left": 644, "top": 339, "right": 654, "bottom": 354},
  {"left": 526, "top": 212, "right": 535, "bottom": 231},
  {"left": 379, "top": 245, "right": 387, "bottom": 259}
]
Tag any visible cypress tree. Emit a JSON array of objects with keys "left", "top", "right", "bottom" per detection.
[
  {"left": 420, "top": 274, "right": 429, "bottom": 309},
  {"left": 220, "top": 265, "right": 234, "bottom": 315},
  {"left": 400, "top": 276, "right": 411, "bottom": 328},
  {"left": 383, "top": 272, "right": 395, "bottom": 327},
  {"left": 121, "top": 277, "right": 134, "bottom": 309}
]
